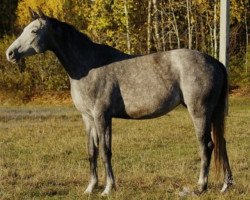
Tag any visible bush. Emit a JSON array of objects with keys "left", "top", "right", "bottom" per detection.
[{"left": 0, "top": 35, "right": 69, "bottom": 102}]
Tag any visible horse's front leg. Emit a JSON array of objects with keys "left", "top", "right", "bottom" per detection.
[
  {"left": 94, "top": 113, "right": 115, "bottom": 196},
  {"left": 82, "top": 114, "right": 99, "bottom": 194}
]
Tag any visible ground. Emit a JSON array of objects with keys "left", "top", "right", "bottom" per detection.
[{"left": 0, "top": 97, "right": 249, "bottom": 199}]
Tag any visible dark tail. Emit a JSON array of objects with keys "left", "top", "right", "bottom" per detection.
[{"left": 211, "top": 63, "right": 228, "bottom": 177}]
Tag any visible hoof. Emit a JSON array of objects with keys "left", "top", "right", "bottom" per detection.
[
  {"left": 197, "top": 184, "right": 207, "bottom": 194},
  {"left": 84, "top": 181, "right": 98, "bottom": 194},
  {"left": 193, "top": 189, "right": 204, "bottom": 196},
  {"left": 101, "top": 191, "right": 110, "bottom": 196},
  {"left": 220, "top": 182, "right": 233, "bottom": 193},
  {"left": 84, "top": 190, "right": 92, "bottom": 195},
  {"left": 84, "top": 187, "right": 94, "bottom": 194},
  {"left": 101, "top": 184, "right": 115, "bottom": 196},
  {"left": 101, "top": 188, "right": 112, "bottom": 196},
  {"left": 220, "top": 176, "right": 233, "bottom": 193}
]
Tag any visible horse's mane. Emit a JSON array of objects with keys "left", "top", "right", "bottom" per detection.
[{"left": 48, "top": 17, "right": 93, "bottom": 45}]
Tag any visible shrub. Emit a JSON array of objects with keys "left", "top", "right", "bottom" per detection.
[{"left": 0, "top": 35, "right": 69, "bottom": 102}]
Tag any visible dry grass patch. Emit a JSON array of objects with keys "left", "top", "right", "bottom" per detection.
[{"left": 0, "top": 97, "right": 249, "bottom": 199}]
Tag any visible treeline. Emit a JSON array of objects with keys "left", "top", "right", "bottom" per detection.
[{"left": 0, "top": 0, "right": 249, "bottom": 101}]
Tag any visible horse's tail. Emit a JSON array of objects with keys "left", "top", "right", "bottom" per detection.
[{"left": 211, "top": 62, "right": 228, "bottom": 177}]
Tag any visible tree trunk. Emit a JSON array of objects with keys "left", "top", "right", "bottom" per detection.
[
  {"left": 152, "top": 0, "right": 161, "bottom": 51},
  {"left": 213, "top": 0, "right": 218, "bottom": 58},
  {"left": 160, "top": 0, "right": 166, "bottom": 51},
  {"left": 168, "top": 4, "right": 173, "bottom": 49},
  {"left": 186, "top": 0, "right": 192, "bottom": 49},
  {"left": 207, "top": 11, "right": 214, "bottom": 55},
  {"left": 245, "top": 7, "right": 249, "bottom": 73},
  {"left": 169, "top": 0, "right": 180, "bottom": 48},
  {"left": 147, "top": 0, "right": 152, "bottom": 53},
  {"left": 200, "top": 18, "right": 206, "bottom": 52},
  {"left": 195, "top": 16, "right": 198, "bottom": 49},
  {"left": 124, "top": 0, "right": 131, "bottom": 54}
]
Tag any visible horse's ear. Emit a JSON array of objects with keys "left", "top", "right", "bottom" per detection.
[
  {"left": 38, "top": 7, "right": 46, "bottom": 20},
  {"left": 29, "top": 7, "right": 39, "bottom": 20}
]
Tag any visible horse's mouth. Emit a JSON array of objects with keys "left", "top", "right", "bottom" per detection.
[{"left": 8, "top": 55, "right": 21, "bottom": 64}]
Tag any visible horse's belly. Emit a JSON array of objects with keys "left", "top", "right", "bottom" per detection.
[{"left": 122, "top": 89, "right": 181, "bottom": 119}]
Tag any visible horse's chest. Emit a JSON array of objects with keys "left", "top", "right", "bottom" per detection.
[{"left": 70, "top": 83, "right": 94, "bottom": 113}]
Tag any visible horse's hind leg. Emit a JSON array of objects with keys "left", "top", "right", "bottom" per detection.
[
  {"left": 189, "top": 110, "right": 214, "bottom": 193},
  {"left": 220, "top": 140, "right": 233, "bottom": 193},
  {"left": 82, "top": 114, "right": 99, "bottom": 194}
]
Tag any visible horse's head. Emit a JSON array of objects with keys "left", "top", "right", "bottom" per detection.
[{"left": 6, "top": 8, "right": 49, "bottom": 64}]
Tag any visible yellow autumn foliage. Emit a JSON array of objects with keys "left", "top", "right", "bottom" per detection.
[{"left": 16, "top": 0, "right": 73, "bottom": 27}]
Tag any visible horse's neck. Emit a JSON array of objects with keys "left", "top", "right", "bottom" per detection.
[
  {"left": 50, "top": 35, "right": 132, "bottom": 80},
  {"left": 49, "top": 34, "right": 97, "bottom": 80}
]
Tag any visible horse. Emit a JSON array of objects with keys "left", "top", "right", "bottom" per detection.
[{"left": 6, "top": 8, "right": 233, "bottom": 196}]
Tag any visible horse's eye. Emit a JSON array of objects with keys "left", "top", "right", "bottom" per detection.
[{"left": 31, "top": 30, "right": 38, "bottom": 34}]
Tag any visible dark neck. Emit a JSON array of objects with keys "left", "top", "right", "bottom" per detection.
[
  {"left": 50, "top": 38, "right": 94, "bottom": 80},
  {"left": 47, "top": 19, "right": 96, "bottom": 79},
  {"left": 47, "top": 18, "right": 133, "bottom": 80}
]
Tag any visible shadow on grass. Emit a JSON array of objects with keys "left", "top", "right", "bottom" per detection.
[
  {"left": 29, "top": 187, "right": 69, "bottom": 197},
  {"left": 22, "top": 179, "right": 84, "bottom": 198}
]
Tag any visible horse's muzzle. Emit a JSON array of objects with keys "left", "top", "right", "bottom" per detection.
[{"left": 6, "top": 48, "right": 20, "bottom": 64}]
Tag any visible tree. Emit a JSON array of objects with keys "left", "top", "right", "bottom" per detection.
[
  {"left": 0, "top": 0, "right": 18, "bottom": 36},
  {"left": 152, "top": 0, "right": 162, "bottom": 51},
  {"left": 147, "top": 0, "right": 152, "bottom": 53},
  {"left": 186, "top": 0, "right": 193, "bottom": 49},
  {"left": 124, "top": 0, "right": 131, "bottom": 53}
]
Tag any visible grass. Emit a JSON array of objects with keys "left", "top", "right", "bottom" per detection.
[{"left": 0, "top": 97, "right": 249, "bottom": 199}]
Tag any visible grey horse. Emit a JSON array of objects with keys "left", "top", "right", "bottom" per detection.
[{"left": 6, "top": 8, "right": 233, "bottom": 196}]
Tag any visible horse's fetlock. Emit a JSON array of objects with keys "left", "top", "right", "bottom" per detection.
[{"left": 198, "top": 183, "right": 207, "bottom": 193}]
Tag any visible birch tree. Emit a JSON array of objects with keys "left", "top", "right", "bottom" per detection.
[
  {"left": 152, "top": 0, "right": 162, "bottom": 51},
  {"left": 244, "top": 5, "right": 249, "bottom": 73},
  {"left": 160, "top": 0, "right": 166, "bottom": 51},
  {"left": 213, "top": 0, "right": 218, "bottom": 58},
  {"left": 168, "top": 0, "right": 180, "bottom": 48},
  {"left": 147, "top": 0, "right": 152, "bottom": 53},
  {"left": 186, "top": 0, "right": 193, "bottom": 49},
  {"left": 124, "top": 0, "right": 131, "bottom": 53}
]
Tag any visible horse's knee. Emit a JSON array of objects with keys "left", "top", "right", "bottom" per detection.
[
  {"left": 88, "top": 146, "right": 98, "bottom": 160},
  {"left": 100, "top": 148, "right": 112, "bottom": 163}
]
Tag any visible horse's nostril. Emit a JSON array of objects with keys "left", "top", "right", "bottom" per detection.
[{"left": 8, "top": 50, "right": 14, "bottom": 58}]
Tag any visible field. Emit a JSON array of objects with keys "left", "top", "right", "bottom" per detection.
[{"left": 0, "top": 97, "right": 249, "bottom": 199}]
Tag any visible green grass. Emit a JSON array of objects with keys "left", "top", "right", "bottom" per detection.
[{"left": 0, "top": 97, "right": 249, "bottom": 199}]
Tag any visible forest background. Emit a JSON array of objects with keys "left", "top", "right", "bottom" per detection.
[{"left": 0, "top": 0, "right": 249, "bottom": 103}]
